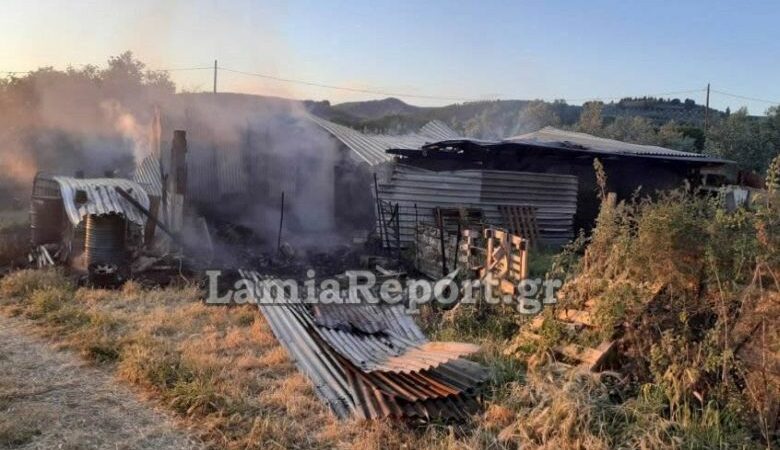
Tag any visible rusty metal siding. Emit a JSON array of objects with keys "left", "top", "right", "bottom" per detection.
[
  {"left": 239, "top": 270, "right": 488, "bottom": 421},
  {"left": 376, "top": 165, "right": 578, "bottom": 247},
  {"left": 51, "top": 176, "right": 150, "bottom": 228}
]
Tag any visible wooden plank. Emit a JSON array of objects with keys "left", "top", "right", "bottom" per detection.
[
  {"left": 499, "top": 279, "right": 515, "bottom": 295},
  {"left": 556, "top": 309, "right": 594, "bottom": 327},
  {"left": 555, "top": 341, "right": 616, "bottom": 371},
  {"left": 518, "top": 206, "right": 530, "bottom": 245}
]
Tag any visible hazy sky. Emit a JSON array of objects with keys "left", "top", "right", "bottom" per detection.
[{"left": 1, "top": 0, "right": 778, "bottom": 112}]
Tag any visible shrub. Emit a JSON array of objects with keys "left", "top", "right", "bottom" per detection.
[{"left": 525, "top": 178, "right": 779, "bottom": 446}]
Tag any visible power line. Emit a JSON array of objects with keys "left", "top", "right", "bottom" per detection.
[
  {"left": 148, "top": 66, "right": 213, "bottom": 72},
  {"left": 711, "top": 89, "right": 779, "bottom": 106},
  {"left": 220, "top": 67, "right": 710, "bottom": 104},
  {"left": 1, "top": 66, "right": 211, "bottom": 75},
  {"left": 219, "top": 67, "right": 475, "bottom": 102},
  {"left": 2, "top": 63, "right": 777, "bottom": 107}
]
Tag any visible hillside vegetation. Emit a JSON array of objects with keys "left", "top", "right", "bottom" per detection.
[{"left": 312, "top": 96, "right": 780, "bottom": 172}]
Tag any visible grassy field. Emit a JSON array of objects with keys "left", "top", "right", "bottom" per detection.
[
  {"left": 1, "top": 262, "right": 774, "bottom": 448},
  {"left": 0, "top": 270, "right": 527, "bottom": 449}
]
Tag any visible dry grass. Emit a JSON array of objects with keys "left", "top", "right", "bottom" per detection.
[
  {"left": 0, "top": 315, "right": 199, "bottom": 449},
  {"left": 0, "top": 270, "right": 511, "bottom": 449},
  {"left": 2, "top": 221, "right": 776, "bottom": 450}
]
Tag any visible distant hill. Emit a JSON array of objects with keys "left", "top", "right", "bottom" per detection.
[
  {"left": 331, "top": 97, "right": 423, "bottom": 120},
  {"left": 307, "top": 96, "right": 724, "bottom": 139}
]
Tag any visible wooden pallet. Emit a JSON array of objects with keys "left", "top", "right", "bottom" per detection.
[
  {"left": 479, "top": 227, "right": 529, "bottom": 296},
  {"left": 525, "top": 302, "right": 616, "bottom": 372},
  {"left": 499, "top": 205, "right": 540, "bottom": 250}
]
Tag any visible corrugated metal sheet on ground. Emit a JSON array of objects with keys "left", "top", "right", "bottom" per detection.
[
  {"left": 312, "top": 303, "right": 479, "bottom": 372},
  {"left": 52, "top": 176, "right": 150, "bottom": 227},
  {"left": 376, "top": 165, "right": 578, "bottom": 247},
  {"left": 310, "top": 115, "right": 462, "bottom": 166},
  {"left": 239, "top": 270, "right": 488, "bottom": 421}
]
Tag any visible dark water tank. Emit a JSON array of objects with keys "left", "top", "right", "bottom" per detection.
[
  {"left": 84, "top": 214, "right": 127, "bottom": 267},
  {"left": 30, "top": 174, "right": 65, "bottom": 245}
]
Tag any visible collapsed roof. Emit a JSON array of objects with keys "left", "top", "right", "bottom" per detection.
[
  {"left": 509, "top": 127, "right": 727, "bottom": 160},
  {"left": 389, "top": 126, "right": 733, "bottom": 165}
]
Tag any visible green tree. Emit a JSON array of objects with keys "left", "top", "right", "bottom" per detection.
[
  {"left": 705, "top": 108, "right": 772, "bottom": 171},
  {"left": 576, "top": 101, "right": 604, "bottom": 134},
  {"left": 657, "top": 121, "right": 697, "bottom": 152},
  {"left": 762, "top": 106, "right": 780, "bottom": 169},
  {"left": 605, "top": 116, "right": 657, "bottom": 144},
  {"left": 705, "top": 107, "right": 772, "bottom": 171}
]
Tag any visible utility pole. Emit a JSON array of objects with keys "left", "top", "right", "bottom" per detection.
[
  {"left": 704, "top": 83, "right": 710, "bottom": 130},
  {"left": 213, "top": 60, "right": 218, "bottom": 94}
]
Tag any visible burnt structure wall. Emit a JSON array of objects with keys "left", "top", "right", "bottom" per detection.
[{"left": 394, "top": 149, "right": 714, "bottom": 234}]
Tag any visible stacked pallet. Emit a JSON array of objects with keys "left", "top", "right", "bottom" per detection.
[{"left": 239, "top": 270, "right": 489, "bottom": 421}]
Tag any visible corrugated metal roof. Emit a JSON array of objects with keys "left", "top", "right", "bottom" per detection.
[
  {"left": 51, "top": 176, "right": 150, "bottom": 227},
  {"left": 239, "top": 270, "right": 488, "bottom": 421},
  {"left": 508, "top": 126, "right": 723, "bottom": 160},
  {"left": 376, "top": 165, "right": 578, "bottom": 247},
  {"left": 310, "top": 115, "right": 463, "bottom": 166},
  {"left": 134, "top": 154, "right": 163, "bottom": 197},
  {"left": 135, "top": 148, "right": 250, "bottom": 204},
  {"left": 419, "top": 120, "right": 459, "bottom": 141}
]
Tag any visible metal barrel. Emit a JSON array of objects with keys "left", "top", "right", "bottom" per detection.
[{"left": 84, "top": 214, "right": 127, "bottom": 266}]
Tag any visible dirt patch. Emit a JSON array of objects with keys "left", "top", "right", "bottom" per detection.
[{"left": 0, "top": 315, "right": 202, "bottom": 450}]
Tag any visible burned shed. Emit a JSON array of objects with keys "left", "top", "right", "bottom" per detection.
[
  {"left": 30, "top": 173, "right": 149, "bottom": 271},
  {"left": 388, "top": 126, "right": 733, "bottom": 233},
  {"left": 132, "top": 97, "right": 464, "bottom": 252}
]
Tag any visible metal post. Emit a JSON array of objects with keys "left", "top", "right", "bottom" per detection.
[
  {"left": 394, "top": 203, "right": 401, "bottom": 264},
  {"left": 213, "top": 60, "right": 218, "bottom": 94},
  {"left": 454, "top": 219, "right": 462, "bottom": 272},
  {"left": 413, "top": 203, "right": 419, "bottom": 269},
  {"left": 437, "top": 208, "right": 447, "bottom": 276},
  {"left": 373, "top": 173, "right": 387, "bottom": 249},
  {"left": 704, "top": 83, "right": 710, "bottom": 130},
  {"left": 277, "top": 191, "right": 285, "bottom": 252}
]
